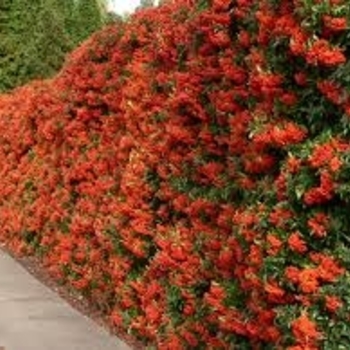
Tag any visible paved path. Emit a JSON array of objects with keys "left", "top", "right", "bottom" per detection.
[{"left": 0, "top": 250, "right": 131, "bottom": 350}]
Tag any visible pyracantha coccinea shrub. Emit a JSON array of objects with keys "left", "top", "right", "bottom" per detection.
[{"left": 0, "top": 0, "right": 350, "bottom": 348}]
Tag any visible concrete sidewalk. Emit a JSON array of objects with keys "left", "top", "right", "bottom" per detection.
[{"left": 0, "top": 250, "right": 131, "bottom": 350}]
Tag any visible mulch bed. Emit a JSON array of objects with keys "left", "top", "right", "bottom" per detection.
[{"left": 0, "top": 244, "right": 143, "bottom": 350}]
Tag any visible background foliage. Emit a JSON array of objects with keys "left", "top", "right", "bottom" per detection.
[{"left": 0, "top": 0, "right": 107, "bottom": 92}]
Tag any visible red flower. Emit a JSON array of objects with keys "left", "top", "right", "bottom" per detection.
[
  {"left": 144, "top": 303, "right": 162, "bottom": 324},
  {"left": 286, "top": 156, "right": 302, "bottom": 174},
  {"left": 217, "top": 248, "right": 234, "bottom": 268},
  {"left": 288, "top": 232, "right": 307, "bottom": 253},
  {"left": 317, "top": 80, "right": 345, "bottom": 105},
  {"left": 285, "top": 266, "right": 300, "bottom": 284},
  {"left": 325, "top": 295, "right": 343, "bottom": 313},
  {"left": 306, "top": 39, "right": 346, "bottom": 66},
  {"left": 323, "top": 15, "right": 347, "bottom": 32},
  {"left": 308, "top": 213, "right": 329, "bottom": 238},
  {"left": 291, "top": 314, "right": 322, "bottom": 345},
  {"left": 298, "top": 268, "right": 320, "bottom": 294},
  {"left": 264, "top": 281, "right": 286, "bottom": 303},
  {"left": 110, "top": 310, "right": 123, "bottom": 327},
  {"left": 304, "top": 171, "right": 335, "bottom": 206},
  {"left": 267, "top": 234, "right": 283, "bottom": 256}
]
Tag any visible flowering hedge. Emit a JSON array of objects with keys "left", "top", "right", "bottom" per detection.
[{"left": 0, "top": 0, "right": 350, "bottom": 348}]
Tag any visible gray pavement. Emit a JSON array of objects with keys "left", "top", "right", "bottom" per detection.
[{"left": 0, "top": 250, "right": 131, "bottom": 350}]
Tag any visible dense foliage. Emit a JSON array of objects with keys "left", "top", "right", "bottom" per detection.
[
  {"left": 0, "top": 0, "right": 350, "bottom": 348},
  {"left": 0, "top": 0, "right": 106, "bottom": 92}
]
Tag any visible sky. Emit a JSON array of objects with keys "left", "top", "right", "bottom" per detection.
[{"left": 108, "top": 0, "right": 141, "bottom": 15}]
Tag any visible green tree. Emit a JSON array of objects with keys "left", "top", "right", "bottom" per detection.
[
  {"left": 68, "top": 0, "right": 106, "bottom": 45},
  {"left": 0, "top": 0, "right": 107, "bottom": 92},
  {"left": 105, "top": 11, "right": 124, "bottom": 25},
  {"left": 139, "top": 0, "right": 155, "bottom": 9}
]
